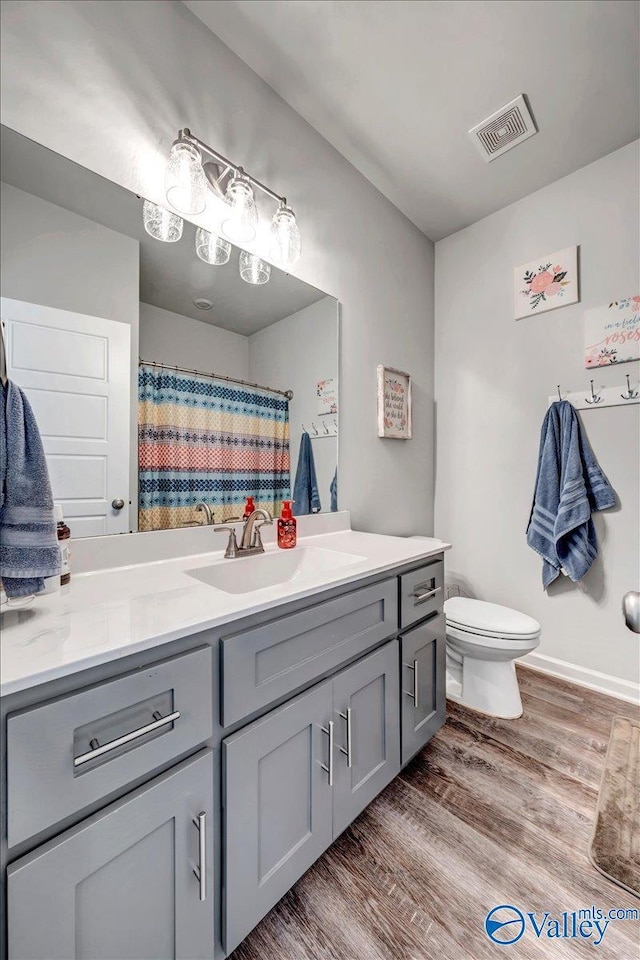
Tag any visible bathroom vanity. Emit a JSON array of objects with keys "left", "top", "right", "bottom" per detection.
[{"left": 0, "top": 523, "right": 449, "bottom": 960}]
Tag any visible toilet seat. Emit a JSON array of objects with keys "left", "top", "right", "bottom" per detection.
[{"left": 445, "top": 597, "right": 540, "bottom": 641}]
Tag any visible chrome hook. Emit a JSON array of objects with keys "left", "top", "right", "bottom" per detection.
[
  {"left": 620, "top": 375, "right": 639, "bottom": 400},
  {"left": 557, "top": 384, "right": 563, "bottom": 402},
  {"left": 322, "top": 420, "right": 330, "bottom": 435},
  {"left": 585, "top": 380, "right": 602, "bottom": 405}
]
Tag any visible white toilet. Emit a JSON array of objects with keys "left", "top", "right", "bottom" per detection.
[{"left": 444, "top": 597, "right": 541, "bottom": 719}]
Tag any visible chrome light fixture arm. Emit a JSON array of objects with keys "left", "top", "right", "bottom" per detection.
[{"left": 178, "top": 128, "right": 287, "bottom": 207}]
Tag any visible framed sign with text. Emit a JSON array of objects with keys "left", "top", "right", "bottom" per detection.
[{"left": 377, "top": 365, "right": 412, "bottom": 439}]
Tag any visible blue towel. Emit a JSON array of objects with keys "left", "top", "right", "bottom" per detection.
[
  {"left": 526, "top": 400, "right": 616, "bottom": 588},
  {"left": 1, "top": 381, "right": 60, "bottom": 598},
  {"left": 330, "top": 468, "right": 338, "bottom": 512},
  {"left": 293, "top": 431, "right": 321, "bottom": 515}
]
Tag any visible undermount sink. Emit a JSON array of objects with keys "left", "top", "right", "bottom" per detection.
[{"left": 186, "top": 546, "right": 366, "bottom": 594}]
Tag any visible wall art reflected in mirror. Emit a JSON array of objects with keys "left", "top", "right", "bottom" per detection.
[{"left": 0, "top": 125, "right": 339, "bottom": 538}]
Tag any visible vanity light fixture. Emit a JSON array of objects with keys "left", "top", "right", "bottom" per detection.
[
  {"left": 270, "top": 203, "right": 301, "bottom": 267},
  {"left": 195, "top": 227, "right": 231, "bottom": 265},
  {"left": 164, "top": 127, "right": 301, "bottom": 264},
  {"left": 239, "top": 251, "right": 271, "bottom": 285},
  {"left": 221, "top": 172, "right": 259, "bottom": 244},
  {"left": 142, "top": 199, "right": 183, "bottom": 242},
  {"left": 165, "top": 137, "right": 207, "bottom": 215}
]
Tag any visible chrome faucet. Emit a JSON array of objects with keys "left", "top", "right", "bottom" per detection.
[
  {"left": 214, "top": 508, "right": 273, "bottom": 559},
  {"left": 195, "top": 502, "right": 214, "bottom": 525}
]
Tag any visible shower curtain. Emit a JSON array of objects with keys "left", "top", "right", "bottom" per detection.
[{"left": 138, "top": 364, "right": 290, "bottom": 531}]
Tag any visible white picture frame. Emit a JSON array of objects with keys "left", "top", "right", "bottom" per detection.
[
  {"left": 514, "top": 245, "right": 579, "bottom": 319},
  {"left": 377, "top": 365, "right": 412, "bottom": 439}
]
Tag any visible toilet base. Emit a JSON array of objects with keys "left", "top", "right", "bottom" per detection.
[{"left": 446, "top": 656, "right": 524, "bottom": 719}]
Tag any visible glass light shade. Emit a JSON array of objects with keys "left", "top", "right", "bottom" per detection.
[
  {"left": 165, "top": 140, "right": 206, "bottom": 215},
  {"left": 221, "top": 174, "right": 258, "bottom": 243},
  {"left": 270, "top": 205, "right": 301, "bottom": 265},
  {"left": 239, "top": 251, "right": 271, "bottom": 285},
  {"left": 195, "top": 227, "right": 231, "bottom": 265},
  {"left": 143, "top": 200, "right": 183, "bottom": 242}
]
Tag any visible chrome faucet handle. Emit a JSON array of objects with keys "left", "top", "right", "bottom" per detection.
[
  {"left": 213, "top": 526, "right": 239, "bottom": 558},
  {"left": 251, "top": 518, "right": 273, "bottom": 548}
]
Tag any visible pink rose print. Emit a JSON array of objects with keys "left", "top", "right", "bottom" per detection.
[
  {"left": 522, "top": 261, "right": 571, "bottom": 310},
  {"left": 530, "top": 271, "right": 553, "bottom": 293}
]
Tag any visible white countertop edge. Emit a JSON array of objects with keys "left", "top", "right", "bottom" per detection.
[{"left": 1, "top": 530, "right": 450, "bottom": 698}]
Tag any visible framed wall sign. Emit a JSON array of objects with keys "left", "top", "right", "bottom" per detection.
[
  {"left": 584, "top": 295, "right": 640, "bottom": 367},
  {"left": 316, "top": 377, "right": 338, "bottom": 415},
  {"left": 377, "top": 365, "right": 412, "bottom": 439}
]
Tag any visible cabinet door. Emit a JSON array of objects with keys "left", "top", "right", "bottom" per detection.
[
  {"left": 400, "top": 613, "right": 446, "bottom": 765},
  {"left": 8, "top": 751, "right": 214, "bottom": 960},
  {"left": 223, "top": 682, "right": 333, "bottom": 954},
  {"left": 332, "top": 641, "right": 400, "bottom": 835}
]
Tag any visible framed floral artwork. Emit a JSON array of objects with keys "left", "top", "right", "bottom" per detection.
[
  {"left": 377, "top": 365, "right": 412, "bottom": 439},
  {"left": 584, "top": 295, "right": 640, "bottom": 367},
  {"left": 514, "top": 245, "right": 579, "bottom": 319},
  {"left": 316, "top": 377, "right": 338, "bottom": 415}
]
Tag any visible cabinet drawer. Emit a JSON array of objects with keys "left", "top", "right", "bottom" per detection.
[
  {"left": 7, "top": 646, "right": 213, "bottom": 848},
  {"left": 399, "top": 557, "right": 444, "bottom": 629},
  {"left": 221, "top": 579, "right": 397, "bottom": 727}
]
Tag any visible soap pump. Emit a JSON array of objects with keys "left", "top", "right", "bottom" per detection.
[
  {"left": 277, "top": 501, "right": 297, "bottom": 549},
  {"left": 243, "top": 495, "right": 256, "bottom": 520}
]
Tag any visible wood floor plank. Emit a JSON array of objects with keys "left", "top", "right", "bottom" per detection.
[{"left": 231, "top": 668, "right": 640, "bottom": 960}]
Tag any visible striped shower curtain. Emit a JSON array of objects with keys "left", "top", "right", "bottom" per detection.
[{"left": 138, "top": 365, "right": 290, "bottom": 531}]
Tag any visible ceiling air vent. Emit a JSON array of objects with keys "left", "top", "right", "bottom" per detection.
[{"left": 469, "top": 95, "right": 537, "bottom": 162}]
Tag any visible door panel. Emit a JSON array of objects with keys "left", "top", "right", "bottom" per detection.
[
  {"left": 332, "top": 641, "right": 400, "bottom": 835},
  {"left": 401, "top": 613, "right": 446, "bottom": 765},
  {"left": 8, "top": 751, "right": 214, "bottom": 960},
  {"left": 223, "top": 681, "right": 333, "bottom": 954},
  {"left": 1, "top": 297, "right": 131, "bottom": 535}
]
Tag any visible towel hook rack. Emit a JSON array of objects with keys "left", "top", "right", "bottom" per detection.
[
  {"left": 620, "top": 374, "right": 639, "bottom": 401},
  {"left": 584, "top": 380, "right": 602, "bottom": 405}
]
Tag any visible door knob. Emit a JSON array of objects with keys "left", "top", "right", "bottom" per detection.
[
  {"left": 111, "top": 498, "right": 125, "bottom": 510},
  {"left": 622, "top": 592, "right": 640, "bottom": 634}
]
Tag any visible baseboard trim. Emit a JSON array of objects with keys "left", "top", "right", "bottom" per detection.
[{"left": 522, "top": 652, "right": 640, "bottom": 706}]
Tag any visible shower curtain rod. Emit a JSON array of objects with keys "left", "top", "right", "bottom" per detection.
[{"left": 139, "top": 358, "right": 294, "bottom": 401}]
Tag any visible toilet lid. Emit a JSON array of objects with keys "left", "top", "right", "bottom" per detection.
[{"left": 445, "top": 597, "right": 541, "bottom": 639}]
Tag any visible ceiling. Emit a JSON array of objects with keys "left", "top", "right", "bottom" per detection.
[
  {"left": 0, "top": 125, "right": 326, "bottom": 335},
  {"left": 184, "top": 0, "right": 640, "bottom": 241}
]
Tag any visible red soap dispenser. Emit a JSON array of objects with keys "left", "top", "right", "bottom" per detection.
[
  {"left": 277, "top": 501, "right": 297, "bottom": 549},
  {"left": 243, "top": 496, "right": 256, "bottom": 519}
]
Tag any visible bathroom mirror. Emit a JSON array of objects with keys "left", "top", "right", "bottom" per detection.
[{"left": 0, "top": 125, "right": 339, "bottom": 537}]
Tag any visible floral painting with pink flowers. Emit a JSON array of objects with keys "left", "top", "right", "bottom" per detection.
[
  {"left": 584, "top": 295, "right": 640, "bottom": 368},
  {"left": 513, "top": 245, "right": 579, "bottom": 319}
]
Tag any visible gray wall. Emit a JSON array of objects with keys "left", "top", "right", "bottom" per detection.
[
  {"left": 435, "top": 141, "right": 640, "bottom": 686},
  {"left": 0, "top": 0, "right": 435, "bottom": 537},
  {"left": 139, "top": 302, "right": 249, "bottom": 379},
  {"left": 249, "top": 296, "right": 338, "bottom": 512},
  {"left": 0, "top": 180, "right": 140, "bottom": 525}
]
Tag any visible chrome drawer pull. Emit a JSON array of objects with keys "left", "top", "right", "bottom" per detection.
[
  {"left": 192, "top": 811, "right": 207, "bottom": 901},
  {"left": 339, "top": 708, "right": 352, "bottom": 768},
  {"left": 74, "top": 710, "right": 181, "bottom": 767},
  {"left": 412, "top": 585, "right": 441, "bottom": 605},
  {"left": 404, "top": 660, "right": 419, "bottom": 709},
  {"left": 320, "top": 720, "right": 335, "bottom": 786}
]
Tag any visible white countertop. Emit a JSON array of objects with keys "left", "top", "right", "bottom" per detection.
[{"left": 0, "top": 527, "right": 449, "bottom": 697}]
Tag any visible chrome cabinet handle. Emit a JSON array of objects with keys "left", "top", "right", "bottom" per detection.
[
  {"left": 193, "top": 812, "right": 207, "bottom": 901},
  {"left": 73, "top": 710, "right": 181, "bottom": 767},
  {"left": 320, "top": 720, "right": 334, "bottom": 786},
  {"left": 404, "top": 660, "right": 419, "bottom": 709},
  {"left": 339, "top": 707, "right": 352, "bottom": 768},
  {"left": 412, "top": 585, "right": 441, "bottom": 605}
]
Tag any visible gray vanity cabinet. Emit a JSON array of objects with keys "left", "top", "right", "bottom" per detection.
[
  {"left": 400, "top": 612, "right": 446, "bottom": 765},
  {"left": 223, "top": 639, "right": 400, "bottom": 953},
  {"left": 223, "top": 682, "right": 334, "bottom": 954},
  {"left": 7, "top": 750, "right": 214, "bottom": 960},
  {"left": 332, "top": 641, "right": 400, "bottom": 835}
]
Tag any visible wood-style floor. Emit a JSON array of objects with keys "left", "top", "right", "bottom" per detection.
[{"left": 231, "top": 666, "right": 640, "bottom": 960}]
